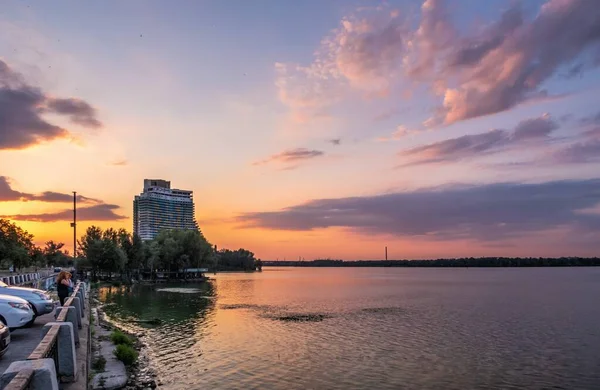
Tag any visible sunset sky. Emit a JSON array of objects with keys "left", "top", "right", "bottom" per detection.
[{"left": 1, "top": 0, "right": 600, "bottom": 260}]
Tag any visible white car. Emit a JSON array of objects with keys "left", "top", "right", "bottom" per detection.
[
  {"left": 0, "top": 294, "right": 35, "bottom": 330},
  {"left": 0, "top": 281, "right": 55, "bottom": 319}
]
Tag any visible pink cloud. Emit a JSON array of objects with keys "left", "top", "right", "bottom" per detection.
[
  {"left": 400, "top": 115, "right": 558, "bottom": 165},
  {"left": 276, "top": 0, "right": 600, "bottom": 127},
  {"left": 253, "top": 148, "right": 325, "bottom": 167},
  {"left": 376, "top": 126, "right": 416, "bottom": 142}
]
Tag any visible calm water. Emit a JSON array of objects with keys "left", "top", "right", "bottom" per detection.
[{"left": 99, "top": 267, "right": 600, "bottom": 390}]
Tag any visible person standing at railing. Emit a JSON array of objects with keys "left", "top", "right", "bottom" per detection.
[
  {"left": 56, "top": 271, "right": 71, "bottom": 306},
  {"left": 67, "top": 272, "right": 74, "bottom": 294}
]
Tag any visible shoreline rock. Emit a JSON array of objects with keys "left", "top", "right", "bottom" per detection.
[{"left": 91, "top": 289, "right": 160, "bottom": 389}]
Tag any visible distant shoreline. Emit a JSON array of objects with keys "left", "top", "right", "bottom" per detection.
[{"left": 263, "top": 258, "right": 600, "bottom": 268}]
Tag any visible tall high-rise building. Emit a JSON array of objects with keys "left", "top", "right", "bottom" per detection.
[{"left": 133, "top": 179, "right": 198, "bottom": 240}]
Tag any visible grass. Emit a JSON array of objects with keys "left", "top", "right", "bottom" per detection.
[
  {"left": 92, "top": 356, "right": 106, "bottom": 372},
  {"left": 113, "top": 344, "right": 138, "bottom": 366},
  {"left": 110, "top": 330, "right": 133, "bottom": 346}
]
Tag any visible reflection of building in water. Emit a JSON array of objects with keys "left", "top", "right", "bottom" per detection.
[{"left": 133, "top": 179, "right": 198, "bottom": 240}]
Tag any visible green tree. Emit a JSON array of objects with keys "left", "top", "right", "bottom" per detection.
[
  {"left": 0, "top": 219, "right": 35, "bottom": 270},
  {"left": 217, "top": 248, "right": 256, "bottom": 271},
  {"left": 151, "top": 229, "right": 214, "bottom": 277},
  {"left": 43, "top": 241, "right": 70, "bottom": 267},
  {"left": 79, "top": 225, "right": 126, "bottom": 280}
]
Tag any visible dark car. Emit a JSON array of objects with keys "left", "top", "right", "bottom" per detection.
[{"left": 0, "top": 322, "right": 10, "bottom": 357}]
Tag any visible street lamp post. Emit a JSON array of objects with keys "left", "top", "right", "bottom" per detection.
[{"left": 71, "top": 192, "right": 77, "bottom": 261}]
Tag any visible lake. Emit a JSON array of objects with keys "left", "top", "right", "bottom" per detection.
[{"left": 99, "top": 267, "right": 600, "bottom": 389}]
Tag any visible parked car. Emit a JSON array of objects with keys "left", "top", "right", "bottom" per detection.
[
  {"left": 0, "top": 322, "right": 9, "bottom": 357},
  {"left": 0, "top": 281, "right": 54, "bottom": 321},
  {"left": 0, "top": 294, "right": 35, "bottom": 330}
]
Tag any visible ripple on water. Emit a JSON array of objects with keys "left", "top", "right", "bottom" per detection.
[
  {"left": 100, "top": 269, "right": 600, "bottom": 390},
  {"left": 270, "top": 313, "right": 332, "bottom": 322},
  {"left": 155, "top": 287, "right": 202, "bottom": 294},
  {"left": 359, "top": 306, "right": 409, "bottom": 315}
]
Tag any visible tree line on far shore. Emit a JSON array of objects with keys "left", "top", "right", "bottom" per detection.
[
  {"left": 0, "top": 218, "right": 262, "bottom": 277},
  {"left": 265, "top": 257, "right": 600, "bottom": 267}
]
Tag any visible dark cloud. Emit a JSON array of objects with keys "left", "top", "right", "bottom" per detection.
[
  {"left": 0, "top": 60, "right": 102, "bottom": 150},
  {"left": 403, "top": 129, "right": 508, "bottom": 165},
  {"left": 511, "top": 116, "right": 558, "bottom": 141},
  {"left": 27, "top": 191, "right": 100, "bottom": 203},
  {"left": 328, "top": 139, "right": 341, "bottom": 146},
  {"left": 0, "top": 86, "right": 68, "bottom": 150},
  {"left": 447, "top": 4, "right": 523, "bottom": 68},
  {"left": 108, "top": 159, "right": 128, "bottom": 166},
  {"left": 552, "top": 139, "right": 600, "bottom": 164},
  {"left": 579, "top": 111, "right": 600, "bottom": 126},
  {"left": 46, "top": 98, "right": 102, "bottom": 128},
  {"left": 237, "top": 179, "right": 600, "bottom": 244},
  {"left": 0, "top": 176, "right": 26, "bottom": 201},
  {"left": 254, "top": 148, "right": 325, "bottom": 166},
  {"left": 560, "top": 113, "right": 574, "bottom": 123},
  {"left": 583, "top": 127, "right": 600, "bottom": 138},
  {"left": 4, "top": 203, "right": 126, "bottom": 222},
  {"left": 0, "top": 176, "right": 99, "bottom": 203},
  {"left": 401, "top": 115, "right": 558, "bottom": 165}
]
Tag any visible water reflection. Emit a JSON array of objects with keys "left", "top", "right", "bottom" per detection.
[
  {"left": 98, "top": 268, "right": 600, "bottom": 390},
  {"left": 99, "top": 282, "right": 216, "bottom": 326}
]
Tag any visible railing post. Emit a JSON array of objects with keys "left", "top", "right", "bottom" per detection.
[
  {"left": 0, "top": 360, "right": 59, "bottom": 390},
  {"left": 54, "top": 307, "right": 79, "bottom": 346},
  {"left": 69, "top": 296, "right": 83, "bottom": 323},
  {"left": 40, "top": 323, "right": 77, "bottom": 382},
  {"left": 76, "top": 289, "right": 85, "bottom": 310}
]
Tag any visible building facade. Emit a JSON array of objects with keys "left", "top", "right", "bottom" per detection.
[{"left": 133, "top": 179, "right": 198, "bottom": 240}]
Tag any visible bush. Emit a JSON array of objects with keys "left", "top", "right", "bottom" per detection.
[
  {"left": 92, "top": 356, "right": 106, "bottom": 372},
  {"left": 110, "top": 330, "right": 133, "bottom": 346},
  {"left": 114, "top": 344, "right": 138, "bottom": 366}
]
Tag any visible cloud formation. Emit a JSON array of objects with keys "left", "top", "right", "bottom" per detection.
[
  {"left": 0, "top": 60, "right": 102, "bottom": 150},
  {"left": 46, "top": 98, "right": 102, "bottom": 129},
  {"left": 4, "top": 203, "right": 126, "bottom": 222},
  {"left": 276, "top": 0, "right": 600, "bottom": 125},
  {"left": 328, "top": 139, "right": 341, "bottom": 146},
  {"left": 253, "top": 148, "right": 325, "bottom": 167},
  {"left": 400, "top": 115, "right": 558, "bottom": 165},
  {"left": 377, "top": 125, "right": 415, "bottom": 142},
  {"left": 438, "top": 0, "right": 600, "bottom": 124},
  {"left": 0, "top": 176, "right": 99, "bottom": 203},
  {"left": 237, "top": 179, "right": 600, "bottom": 245},
  {"left": 108, "top": 159, "right": 128, "bottom": 166},
  {"left": 552, "top": 139, "right": 600, "bottom": 164}
]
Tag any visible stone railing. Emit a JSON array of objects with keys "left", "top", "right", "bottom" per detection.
[
  {"left": 0, "top": 273, "right": 48, "bottom": 287},
  {"left": 0, "top": 281, "right": 88, "bottom": 389}
]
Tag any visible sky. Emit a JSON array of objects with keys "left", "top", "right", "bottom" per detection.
[{"left": 1, "top": 0, "right": 600, "bottom": 260}]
